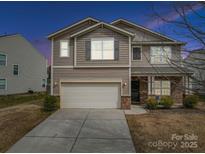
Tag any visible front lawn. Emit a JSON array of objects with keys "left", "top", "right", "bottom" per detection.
[
  {"left": 0, "top": 92, "right": 46, "bottom": 108},
  {"left": 126, "top": 109, "right": 205, "bottom": 152},
  {"left": 0, "top": 93, "right": 56, "bottom": 152}
]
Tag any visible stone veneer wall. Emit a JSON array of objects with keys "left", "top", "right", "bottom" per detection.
[
  {"left": 121, "top": 96, "right": 131, "bottom": 109},
  {"left": 132, "top": 76, "right": 148, "bottom": 104}
]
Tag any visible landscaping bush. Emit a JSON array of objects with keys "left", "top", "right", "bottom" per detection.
[
  {"left": 28, "top": 90, "right": 34, "bottom": 94},
  {"left": 43, "top": 95, "right": 58, "bottom": 111},
  {"left": 183, "top": 95, "right": 199, "bottom": 108},
  {"left": 146, "top": 97, "right": 158, "bottom": 109},
  {"left": 159, "top": 96, "right": 174, "bottom": 109}
]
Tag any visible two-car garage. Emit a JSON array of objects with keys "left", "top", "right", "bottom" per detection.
[{"left": 60, "top": 82, "right": 121, "bottom": 108}]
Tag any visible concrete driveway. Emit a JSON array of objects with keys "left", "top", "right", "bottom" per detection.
[{"left": 7, "top": 109, "right": 136, "bottom": 153}]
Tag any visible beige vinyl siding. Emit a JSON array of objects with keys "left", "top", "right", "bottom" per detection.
[
  {"left": 76, "top": 27, "right": 129, "bottom": 66},
  {"left": 53, "top": 20, "right": 97, "bottom": 66},
  {"left": 113, "top": 22, "right": 169, "bottom": 42},
  {"left": 131, "top": 45, "right": 182, "bottom": 67},
  {"left": 53, "top": 68, "right": 129, "bottom": 96}
]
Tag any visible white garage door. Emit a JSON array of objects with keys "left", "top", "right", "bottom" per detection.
[{"left": 60, "top": 83, "right": 120, "bottom": 108}]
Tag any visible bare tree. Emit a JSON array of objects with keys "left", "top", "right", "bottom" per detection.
[{"left": 149, "top": 2, "right": 205, "bottom": 95}]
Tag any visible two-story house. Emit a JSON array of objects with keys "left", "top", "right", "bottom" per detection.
[
  {"left": 48, "top": 17, "right": 191, "bottom": 109},
  {"left": 0, "top": 34, "right": 47, "bottom": 95}
]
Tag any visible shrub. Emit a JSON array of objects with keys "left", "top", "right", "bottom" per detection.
[
  {"left": 146, "top": 97, "right": 158, "bottom": 109},
  {"left": 28, "top": 90, "right": 34, "bottom": 94},
  {"left": 183, "top": 95, "right": 198, "bottom": 108},
  {"left": 43, "top": 95, "right": 58, "bottom": 111},
  {"left": 159, "top": 96, "right": 174, "bottom": 109}
]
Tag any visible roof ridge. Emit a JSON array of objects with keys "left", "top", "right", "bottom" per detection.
[{"left": 111, "top": 18, "right": 179, "bottom": 42}]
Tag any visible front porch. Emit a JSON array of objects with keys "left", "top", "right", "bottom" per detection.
[{"left": 131, "top": 76, "right": 184, "bottom": 105}]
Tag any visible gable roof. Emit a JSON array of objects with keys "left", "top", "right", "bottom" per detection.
[
  {"left": 111, "top": 19, "right": 179, "bottom": 42},
  {"left": 0, "top": 33, "right": 19, "bottom": 39},
  {"left": 70, "top": 22, "right": 135, "bottom": 38},
  {"left": 47, "top": 17, "right": 99, "bottom": 39}
]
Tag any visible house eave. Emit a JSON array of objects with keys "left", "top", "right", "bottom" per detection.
[
  {"left": 111, "top": 19, "right": 179, "bottom": 42},
  {"left": 47, "top": 17, "right": 100, "bottom": 39},
  {"left": 70, "top": 22, "right": 135, "bottom": 38}
]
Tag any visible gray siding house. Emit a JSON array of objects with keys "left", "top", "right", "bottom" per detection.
[
  {"left": 48, "top": 17, "right": 191, "bottom": 109},
  {"left": 0, "top": 34, "right": 47, "bottom": 95},
  {"left": 185, "top": 49, "right": 205, "bottom": 94}
]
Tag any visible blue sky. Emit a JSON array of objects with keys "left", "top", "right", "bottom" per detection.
[{"left": 0, "top": 1, "right": 204, "bottom": 62}]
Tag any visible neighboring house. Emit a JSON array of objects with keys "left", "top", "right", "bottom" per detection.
[
  {"left": 185, "top": 49, "right": 205, "bottom": 95},
  {"left": 48, "top": 17, "right": 192, "bottom": 109},
  {"left": 0, "top": 34, "right": 47, "bottom": 95}
]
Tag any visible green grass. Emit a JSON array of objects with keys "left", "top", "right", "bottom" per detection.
[{"left": 0, "top": 92, "right": 47, "bottom": 109}]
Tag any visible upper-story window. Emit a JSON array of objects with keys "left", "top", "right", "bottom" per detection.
[
  {"left": 13, "top": 64, "right": 19, "bottom": 75},
  {"left": 132, "top": 46, "right": 141, "bottom": 60},
  {"left": 60, "top": 40, "right": 69, "bottom": 57},
  {"left": 91, "top": 38, "right": 114, "bottom": 60},
  {"left": 0, "top": 53, "right": 7, "bottom": 66},
  {"left": 150, "top": 46, "right": 171, "bottom": 64}
]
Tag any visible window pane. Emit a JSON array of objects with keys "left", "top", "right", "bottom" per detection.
[
  {"left": 103, "top": 40, "right": 113, "bottom": 50},
  {"left": 92, "top": 41, "right": 102, "bottom": 51},
  {"left": 103, "top": 40, "right": 114, "bottom": 59},
  {"left": 103, "top": 50, "right": 114, "bottom": 59},
  {"left": 61, "top": 49, "right": 68, "bottom": 57},
  {"left": 155, "top": 89, "right": 161, "bottom": 95},
  {"left": 61, "top": 41, "right": 68, "bottom": 49},
  {"left": 60, "top": 41, "right": 69, "bottom": 57},
  {"left": 13, "top": 65, "right": 19, "bottom": 75},
  {"left": 0, "top": 79, "right": 6, "bottom": 89},
  {"left": 91, "top": 41, "right": 102, "bottom": 60},
  {"left": 162, "top": 81, "right": 170, "bottom": 88},
  {"left": 162, "top": 89, "right": 170, "bottom": 95},
  {"left": 150, "top": 46, "right": 171, "bottom": 64},
  {"left": 0, "top": 54, "right": 6, "bottom": 66},
  {"left": 133, "top": 47, "right": 141, "bottom": 60},
  {"left": 154, "top": 81, "right": 161, "bottom": 89}
]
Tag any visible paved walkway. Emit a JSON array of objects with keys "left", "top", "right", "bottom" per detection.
[
  {"left": 124, "top": 105, "right": 147, "bottom": 115},
  {"left": 7, "top": 109, "right": 135, "bottom": 153}
]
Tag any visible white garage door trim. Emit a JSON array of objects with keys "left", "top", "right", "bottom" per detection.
[{"left": 60, "top": 81, "right": 121, "bottom": 109}]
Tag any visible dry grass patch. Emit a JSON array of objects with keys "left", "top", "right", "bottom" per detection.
[
  {"left": 0, "top": 103, "right": 51, "bottom": 152},
  {"left": 126, "top": 109, "right": 205, "bottom": 152}
]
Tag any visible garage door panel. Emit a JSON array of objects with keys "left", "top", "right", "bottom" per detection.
[{"left": 60, "top": 83, "right": 120, "bottom": 108}]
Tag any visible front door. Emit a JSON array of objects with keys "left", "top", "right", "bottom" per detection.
[{"left": 131, "top": 80, "right": 140, "bottom": 104}]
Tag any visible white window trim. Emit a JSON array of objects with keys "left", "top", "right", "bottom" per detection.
[
  {"left": 152, "top": 80, "right": 171, "bottom": 96},
  {"left": 132, "top": 46, "right": 142, "bottom": 61},
  {"left": 13, "top": 64, "right": 19, "bottom": 76},
  {"left": 0, "top": 53, "right": 7, "bottom": 66},
  {"left": 150, "top": 46, "right": 172, "bottom": 64},
  {"left": 91, "top": 37, "right": 114, "bottom": 60},
  {"left": 0, "top": 78, "right": 7, "bottom": 90},
  {"left": 60, "top": 40, "right": 70, "bottom": 57}
]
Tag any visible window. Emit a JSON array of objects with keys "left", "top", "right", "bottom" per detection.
[
  {"left": 42, "top": 79, "right": 46, "bottom": 88},
  {"left": 91, "top": 38, "right": 114, "bottom": 60},
  {"left": 0, "top": 53, "right": 6, "bottom": 66},
  {"left": 0, "top": 79, "right": 6, "bottom": 90},
  {"left": 150, "top": 46, "right": 171, "bottom": 64},
  {"left": 60, "top": 40, "right": 69, "bottom": 57},
  {"left": 152, "top": 80, "right": 171, "bottom": 95},
  {"left": 132, "top": 47, "right": 141, "bottom": 60},
  {"left": 13, "top": 64, "right": 19, "bottom": 75}
]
